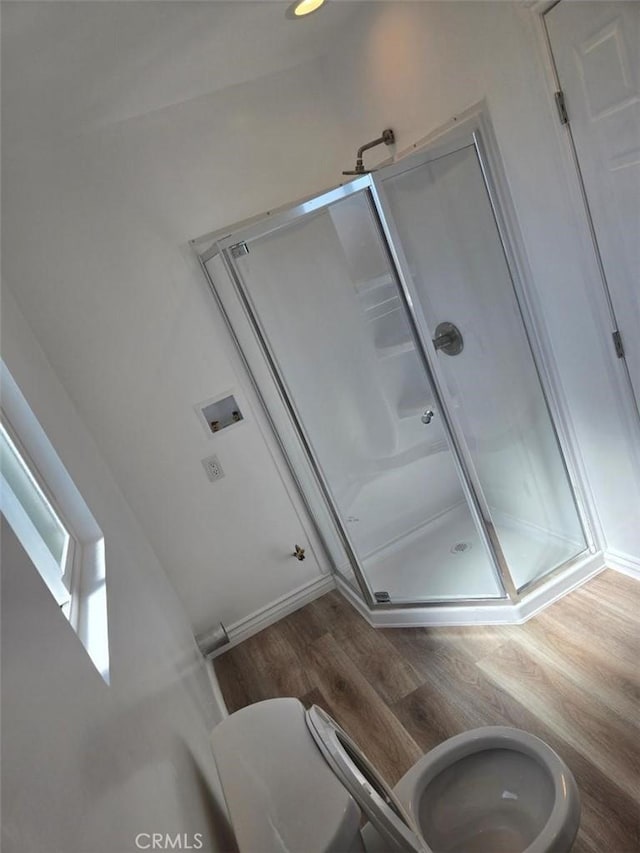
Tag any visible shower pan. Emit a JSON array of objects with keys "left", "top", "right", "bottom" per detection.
[{"left": 193, "top": 115, "right": 594, "bottom": 614}]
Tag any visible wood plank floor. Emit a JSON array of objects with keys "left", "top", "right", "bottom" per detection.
[{"left": 214, "top": 569, "right": 640, "bottom": 852}]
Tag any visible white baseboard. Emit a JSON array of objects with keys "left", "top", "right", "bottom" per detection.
[
  {"left": 605, "top": 549, "right": 640, "bottom": 581},
  {"left": 210, "top": 573, "right": 336, "bottom": 658},
  {"left": 208, "top": 547, "right": 620, "bottom": 659},
  {"left": 337, "top": 551, "right": 606, "bottom": 628}
]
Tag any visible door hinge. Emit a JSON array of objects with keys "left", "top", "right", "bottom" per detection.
[
  {"left": 374, "top": 591, "right": 391, "bottom": 604},
  {"left": 230, "top": 241, "right": 249, "bottom": 259},
  {"left": 612, "top": 330, "right": 625, "bottom": 359},
  {"left": 554, "top": 90, "right": 569, "bottom": 125}
]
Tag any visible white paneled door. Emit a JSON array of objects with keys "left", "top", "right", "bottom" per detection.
[{"left": 546, "top": 1, "right": 640, "bottom": 412}]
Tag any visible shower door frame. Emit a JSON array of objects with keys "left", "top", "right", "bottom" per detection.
[
  {"left": 368, "top": 124, "right": 594, "bottom": 597},
  {"left": 194, "top": 117, "right": 594, "bottom": 611},
  {"left": 213, "top": 183, "right": 511, "bottom": 609}
]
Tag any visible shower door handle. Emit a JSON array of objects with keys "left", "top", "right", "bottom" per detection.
[
  {"left": 433, "top": 321, "right": 464, "bottom": 356},
  {"left": 421, "top": 409, "right": 435, "bottom": 425}
]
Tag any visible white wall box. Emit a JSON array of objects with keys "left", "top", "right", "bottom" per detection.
[{"left": 197, "top": 392, "right": 244, "bottom": 437}]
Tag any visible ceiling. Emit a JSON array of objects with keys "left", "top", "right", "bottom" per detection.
[{"left": 1, "top": 0, "right": 366, "bottom": 153}]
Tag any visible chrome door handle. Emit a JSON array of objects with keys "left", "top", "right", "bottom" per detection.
[{"left": 421, "top": 409, "right": 435, "bottom": 425}]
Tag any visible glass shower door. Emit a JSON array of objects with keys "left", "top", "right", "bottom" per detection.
[
  {"left": 376, "top": 142, "right": 588, "bottom": 591},
  {"left": 223, "top": 190, "right": 505, "bottom": 604}
]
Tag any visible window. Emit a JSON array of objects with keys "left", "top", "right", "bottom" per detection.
[
  {"left": 1, "top": 361, "right": 109, "bottom": 682},
  {"left": 1, "top": 420, "right": 75, "bottom": 615}
]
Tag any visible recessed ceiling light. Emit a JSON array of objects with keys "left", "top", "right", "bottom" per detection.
[{"left": 287, "top": 0, "right": 326, "bottom": 19}]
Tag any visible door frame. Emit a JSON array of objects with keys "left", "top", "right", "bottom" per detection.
[
  {"left": 369, "top": 114, "right": 595, "bottom": 589},
  {"left": 539, "top": 0, "right": 640, "bottom": 422}
]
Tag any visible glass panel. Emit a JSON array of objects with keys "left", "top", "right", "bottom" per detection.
[
  {"left": 0, "top": 421, "right": 71, "bottom": 605},
  {"left": 381, "top": 145, "right": 587, "bottom": 590},
  {"left": 230, "top": 191, "right": 504, "bottom": 603},
  {"left": 206, "top": 250, "right": 361, "bottom": 592},
  {"left": 0, "top": 422, "right": 69, "bottom": 565}
]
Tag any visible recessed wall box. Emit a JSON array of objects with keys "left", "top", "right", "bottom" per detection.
[{"left": 197, "top": 394, "right": 244, "bottom": 436}]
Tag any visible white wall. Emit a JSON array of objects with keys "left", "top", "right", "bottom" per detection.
[
  {"left": 1, "top": 289, "right": 233, "bottom": 853},
  {"left": 321, "top": 1, "right": 640, "bottom": 563},
  {"left": 2, "top": 52, "right": 346, "bottom": 634}
]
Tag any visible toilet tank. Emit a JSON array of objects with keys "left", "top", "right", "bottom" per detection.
[{"left": 209, "top": 698, "right": 363, "bottom": 853}]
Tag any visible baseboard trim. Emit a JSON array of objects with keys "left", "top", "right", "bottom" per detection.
[
  {"left": 605, "top": 549, "right": 640, "bottom": 581},
  {"left": 209, "top": 548, "right": 619, "bottom": 654},
  {"left": 211, "top": 573, "right": 336, "bottom": 657},
  {"left": 337, "top": 551, "right": 606, "bottom": 628}
]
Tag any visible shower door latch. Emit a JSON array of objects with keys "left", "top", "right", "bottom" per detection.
[
  {"left": 612, "top": 330, "right": 625, "bottom": 359},
  {"left": 230, "top": 241, "right": 249, "bottom": 259}
]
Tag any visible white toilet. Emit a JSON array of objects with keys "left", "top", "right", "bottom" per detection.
[{"left": 209, "top": 698, "right": 580, "bottom": 853}]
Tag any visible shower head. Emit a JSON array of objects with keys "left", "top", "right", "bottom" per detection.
[
  {"left": 342, "top": 128, "right": 395, "bottom": 177},
  {"left": 341, "top": 168, "right": 375, "bottom": 176}
]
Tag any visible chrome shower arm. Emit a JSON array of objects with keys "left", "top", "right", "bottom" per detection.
[
  {"left": 357, "top": 128, "right": 395, "bottom": 161},
  {"left": 343, "top": 128, "right": 395, "bottom": 175}
]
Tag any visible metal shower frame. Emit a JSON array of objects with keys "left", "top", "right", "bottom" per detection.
[{"left": 192, "top": 117, "right": 594, "bottom": 612}]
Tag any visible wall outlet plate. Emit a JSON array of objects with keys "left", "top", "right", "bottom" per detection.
[{"left": 201, "top": 454, "right": 225, "bottom": 482}]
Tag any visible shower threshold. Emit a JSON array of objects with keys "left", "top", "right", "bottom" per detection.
[
  {"left": 361, "top": 504, "right": 586, "bottom": 605},
  {"left": 337, "top": 544, "right": 603, "bottom": 628}
]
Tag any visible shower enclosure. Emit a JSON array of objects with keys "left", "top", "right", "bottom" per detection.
[{"left": 195, "top": 118, "right": 591, "bottom": 610}]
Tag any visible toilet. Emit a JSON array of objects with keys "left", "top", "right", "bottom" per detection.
[{"left": 209, "top": 698, "right": 580, "bottom": 853}]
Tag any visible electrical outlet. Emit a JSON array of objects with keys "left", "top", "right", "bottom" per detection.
[{"left": 202, "top": 454, "right": 225, "bottom": 482}]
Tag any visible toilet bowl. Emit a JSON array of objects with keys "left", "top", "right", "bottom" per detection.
[
  {"left": 209, "top": 698, "right": 580, "bottom": 853},
  {"left": 388, "top": 726, "right": 581, "bottom": 853}
]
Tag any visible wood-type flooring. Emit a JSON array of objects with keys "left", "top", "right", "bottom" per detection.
[{"left": 215, "top": 569, "right": 640, "bottom": 852}]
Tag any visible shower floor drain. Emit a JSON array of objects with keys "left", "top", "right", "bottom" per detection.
[{"left": 450, "top": 541, "right": 472, "bottom": 554}]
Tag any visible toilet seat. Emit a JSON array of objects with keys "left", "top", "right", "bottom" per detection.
[{"left": 305, "top": 705, "right": 427, "bottom": 852}]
